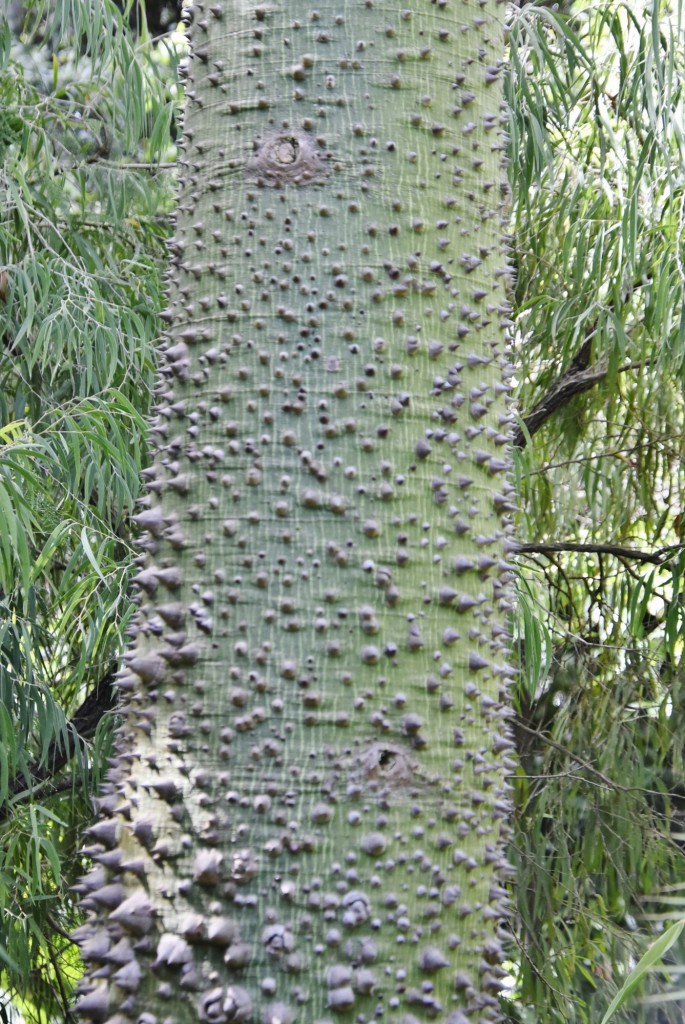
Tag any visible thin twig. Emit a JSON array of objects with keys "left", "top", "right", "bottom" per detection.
[
  {"left": 525, "top": 432, "right": 682, "bottom": 476},
  {"left": 514, "top": 720, "right": 670, "bottom": 797},
  {"left": 515, "top": 541, "right": 683, "bottom": 565}
]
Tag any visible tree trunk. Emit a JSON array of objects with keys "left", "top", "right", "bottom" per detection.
[{"left": 74, "top": 2, "right": 515, "bottom": 1022}]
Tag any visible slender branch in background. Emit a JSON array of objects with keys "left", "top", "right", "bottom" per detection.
[
  {"left": 1, "top": 670, "right": 117, "bottom": 816},
  {"left": 526, "top": 433, "right": 680, "bottom": 476},
  {"left": 513, "top": 721, "right": 673, "bottom": 799},
  {"left": 513, "top": 336, "right": 596, "bottom": 448},
  {"left": 513, "top": 325, "right": 650, "bottom": 449},
  {"left": 516, "top": 541, "right": 683, "bottom": 565}
]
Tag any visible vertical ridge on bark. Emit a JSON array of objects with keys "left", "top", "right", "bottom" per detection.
[{"left": 74, "top": 2, "right": 516, "bottom": 1022}]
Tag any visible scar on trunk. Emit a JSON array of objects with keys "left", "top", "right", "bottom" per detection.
[
  {"left": 333, "top": 741, "right": 432, "bottom": 797},
  {"left": 246, "top": 130, "right": 328, "bottom": 187}
]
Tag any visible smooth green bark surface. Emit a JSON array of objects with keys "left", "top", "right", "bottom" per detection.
[{"left": 75, "top": 2, "right": 515, "bottom": 1022}]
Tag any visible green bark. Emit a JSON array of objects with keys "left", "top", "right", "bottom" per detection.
[{"left": 74, "top": 2, "right": 515, "bottom": 1022}]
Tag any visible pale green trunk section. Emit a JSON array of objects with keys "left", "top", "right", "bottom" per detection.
[{"left": 74, "top": 2, "right": 515, "bottom": 1022}]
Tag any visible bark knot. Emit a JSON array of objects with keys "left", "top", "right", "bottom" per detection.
[{"left": 246, "top": 131, "right": 327, "bottom": 187}]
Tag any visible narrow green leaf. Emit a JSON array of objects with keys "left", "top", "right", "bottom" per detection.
[
  {"left": 599, "top": 920, "right": 685, "bottom": 1024},
  {"left": 80, "top": 527, "right": 107, "bottom": 584}
]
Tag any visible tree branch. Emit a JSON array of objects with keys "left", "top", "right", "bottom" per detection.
[
  {"left": 516, "top": 540, "right": 682, "bottom": 565},
  {"left": 2, "top": 671, "right": 117, "bottom": 817},
  {"left": 513, "top": 336, "right": 606, "bottom": 448},
  {"left": 513, "top": 720, "right": 668, "bottom": 796}
]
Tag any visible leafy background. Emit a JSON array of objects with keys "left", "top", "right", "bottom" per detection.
[
  {"left": 0, "top": 1, "right": 178, "bottom": 1017},
  {"left": 3, "top": 0, "right": 685, "bottom": 1022},
  {"left": 509, "top": 2, "right": 685, "bottom": 1021}
]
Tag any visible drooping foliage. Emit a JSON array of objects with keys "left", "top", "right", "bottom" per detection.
[
  {"left": 0, "top": 1, "right": 179, "bottom": 1017},
  {"left": 507, "top": 2, "right": 685, "bottom": 1021}
]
